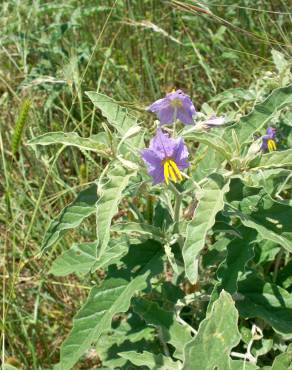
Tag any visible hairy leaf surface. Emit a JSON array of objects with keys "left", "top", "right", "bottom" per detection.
[
  {"left": 249, "top": 149, "right": 292, "bottom": 169},
  {"left": 182, "top": 128, "right": 232, "bottom": 159},
  {"left": 28, "top": 131, "right": 109, "bottom": 156},
  {"left": 228, "top": 84, "right": 292, "bottom": 146},
  {"left": 237, "top": 274, "right": 292, "bottom": 336},
  {"left": 86, "top": 92, "right": 139, "bottom": 137},
  {"left": 183, "top": 291, "right": 241, "bottom": 370},
  {"left": 42, "top": 184, "right": 98, "bottom": 252},
  {"left": 226, "top": 193, "right": 292, "bottom": 253},
  {"left": 183, "top": 174, "right": 230, "bottom": 283},
  {"left": 119, "top": 351, "right": 180, "bottom": 370},
  {"left": 111, "top": 222, "right": 164, "bottom": 242},
  {"left": 50, "top": 238, "right": 129, "bottom": 276},
  {"left": 59, "top": 275, "right": 148, "bottom": 370},
  {"left": 133, "top": 298, "right": 192, "bottom": 360},
  {"left": 96, "top": 166, "right": 133, "bottom": 258}
]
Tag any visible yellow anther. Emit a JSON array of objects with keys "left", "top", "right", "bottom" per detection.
[
  {"left": 170, "top": 98, "right": 182, "bottom": 108},
  {"left": 162, "top": 158, "right": 183, "bottom": 185},
  {"left": 163, "top": 161, "right": 170, "bottom": 185},
  {"left": 169, "top": 159, "right": 183, "bottom": 181},
  {"left": 267, "top": 139, "right": 276, "bottom": 152},
  {"left": 168, "top": 165, "right": 177, "bottom": 183}
]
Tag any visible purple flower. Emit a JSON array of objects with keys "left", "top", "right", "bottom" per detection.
[
  {"left": 147, "top": 90, "right": 196, "bottom": 125},
  {"left": 261, "top": 127, "right": 277, "bottom": 152},
  {"left": 141, "top": 129, "right": 189, "bottom": 185},
  {"left": 203, "top": 115, "right": 225, "bottom": 127}
]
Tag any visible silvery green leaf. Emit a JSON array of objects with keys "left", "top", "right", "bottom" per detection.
[
  {"left": 119, "top": 351, "right": 181, "bottom": 370},
  {"left": 183, "top": 291, "right": 241, "bottom": 370},
  {"left": 183, "top": 174, "right": 230, "bottom": 283},
  {"left": 96, "top": 166, "right": 134, "bottom": 258},
  {"left": 42, "top": 184, "right": 98, "bottom": 252},
  {"left": 59, "top": 274, "right": 148, "bottom": 370},
  {"left": 28, "top": 131, "right": 109, "bottom": 157}
]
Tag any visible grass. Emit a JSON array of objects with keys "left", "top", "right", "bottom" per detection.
[{"left": 0, "top": 0, "right": 291, "bottom": 368}]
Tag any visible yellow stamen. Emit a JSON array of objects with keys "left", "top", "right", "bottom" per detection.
[
  {"left": 267, "top": 139, "right": 276, "bottom": 152},
  {"left": 164, "top": 161, "right": 170, "bottom": 185},
  {"left": 169, "top": 159, "right": 183, "bottom": 181},
  {"left": 162, "top": 158, "right": 183, "bottom": 184},
  {"left": 168, "top": 165, "right": 177, "bottom": 183},
  {"left": 170, "top": 98, "right": 182, "bottom": 108}
]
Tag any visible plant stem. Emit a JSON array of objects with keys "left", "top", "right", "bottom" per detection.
[
  {"left": 169, "top": 182, "right": 183, "bottom": 234},
  {"left": 174, "top": 192, "right": 183, "bottom": 228}
]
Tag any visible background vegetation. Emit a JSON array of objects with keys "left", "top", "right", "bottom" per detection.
[{"left": 1, "top": 0, "right": 291, "bottom": 369}]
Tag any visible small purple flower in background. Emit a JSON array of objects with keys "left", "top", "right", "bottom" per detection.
[
  {"left": 147, "top": 89, "right": 196, "bottom": 125},
  {"left": 203, "top": 114, "right": 225, "bottom": 127},
  {"left": 140, "top": 129, "right": 189, "bottom": 185},
  {"left": 261, "top": 127, "right": 277, "bottom": 152}
]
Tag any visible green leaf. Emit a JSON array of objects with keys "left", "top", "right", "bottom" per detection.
[
  {"left": 237, "top": 274, "right": 292, "bottom": 336},
  {"left": 230, "top": 360, "right": 259, "bottom": 370},
  {"left": 50, "top": 238, "right": 129, "bottom": 276},
  {"left": 249, "top": 149, "right": 292, "bottom": 169},
  {"left": 42, "top": 184, "right": 98, "bottom": 252},
  {"left": 226, "top": 193, "right": 292, "bottom": 253},
  {"left": 86, "top": 92, "right": 139, "bottom": 137},
  {"left": 217, "top": 227, "right": 256, "bottom": 294},
  {"left": 111, "top": 222, "right": 164, "bottom": 242},
  {"left": 133, "top": 298, "right": 192, "bottom": 360},
  {"left": 121, "top": 240, "right": 164, "bottom": 277},
  {"left": 191, "top": 145, "right": 225, "bottom": 182},
  {"left": 277, "top": 259, "right": 292, "bottom": 290},
  {"left": 270, "top": 343, "right": 292, "bottom": 370},
  {"left": 28, "top": 131, "right": 110, "bottom": 156},
  {"left": 242, "top": 168, "right": 292, "bottom": 196},
  {"left": 118, "top": 351, "right": 180, "bottom": 370},
  {"left": 182, "top": 128, "right": 232, "bottom": 160},
  {"left": 227, "top": 84, "right": 292, "bottom": 146},
  {"left": 183, "top": 174, "right": 230, "bottom": 283},
  {"left": 96, "top": 313, "right": 155, "bottom": 369},
  {"left": 50, "top": 241, "right": 97, "bottom": 276},
  {"left": 59, "top": 275, "right": 148, "bottom": 370},
  {"left": 96, "top": 166, "right": 133, "bottom": 258},
  {"left": 183, "top": 290, "right": 241, "bottom": 370}
]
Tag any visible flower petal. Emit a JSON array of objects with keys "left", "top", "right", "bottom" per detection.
[
  {"left": 140, "top": 149, "right": 162, "bottom": 167},
  {"left": 149, "top": 129, "right": 177, "bottom": 158},
  {"left": 157, "top": 106, "right": 176, "bottom": 125},
  {"left": 176, "top": 98, "right": 195, "bottom": 125},
  {"left": 173, "top": 137, "right": 189, "bottom": 162},
  {"left": 149, "top": 165, "right": 164, "bottom": 184},
  {"left": 266, "top": 127, "right": 276, "bottom": 138},
  {"left": 147, "top": 97, "right": 169, "bottom": 112}
]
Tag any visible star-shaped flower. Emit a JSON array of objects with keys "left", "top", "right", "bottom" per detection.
[
  {"left": 140, "top": 129, "right": 189, "bottom": 185},
  {"left": 147, "top": 90, "right": 196, "bottom": 125},
  {"left": 261, "top": 127, "right": 276, "bottom": 152}
]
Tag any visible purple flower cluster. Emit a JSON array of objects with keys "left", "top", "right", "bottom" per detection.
[{"left": 141, "top": 89, "right": 226, "bottom": 185}]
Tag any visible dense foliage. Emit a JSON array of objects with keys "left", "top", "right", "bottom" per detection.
[{"left": 1, "top": 1, "right": 292, "bottom": 369}]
